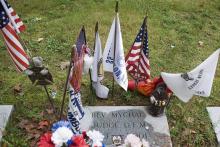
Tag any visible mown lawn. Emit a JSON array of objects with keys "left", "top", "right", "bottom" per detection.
[{"left": 0, "top": 0, "right": 220, "bottom": 146}]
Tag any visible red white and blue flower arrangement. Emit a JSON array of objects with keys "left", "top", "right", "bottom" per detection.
[{"left": 37, "top": 120, "right": 105, "bottom": 147}]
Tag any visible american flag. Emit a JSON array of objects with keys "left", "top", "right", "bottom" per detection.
[
  {"left": 0, "top": 0, "right": 29, "bottom": 72},
  {"left": 125, "top": 17, "right": 150, "bottom": 81},
  {"left": 69, "top": 27, "right": 86, "bottom": 91},
  {"left": 67, "top": 28, "right": 86, "bottom": 134}
]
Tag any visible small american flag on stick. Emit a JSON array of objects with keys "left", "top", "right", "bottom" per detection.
[
  {"left": 0, "top": 0, "right": 29, "bottom": 72},
  {"left": 125, "top": 17, "right": 150, "bottom": 81}
]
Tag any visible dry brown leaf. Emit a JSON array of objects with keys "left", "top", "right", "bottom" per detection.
[
  {"left": 60, "top": 61, "right": 70, "bottom": 70},
  {"left": 190, "top": 130, "right": 196, "bottom": 134},
  {"left": 39, "top": 111, "right": 44, "bottom": 117},
  {"left": 198, "top": 41, "right": 204, "bottom": 47},
  {"left": 182, "top": 128, "right": 191, "bottom": 137},
  {"left": 18, "top": 119, "right": 29, "bottom": 129},
  {"left": 37, "top": 120, "right": 49, "bottom": 130},
  {"left": 13, "top": 84, "right": 22, "bottom": 94},
  {"left": 25, "top": 124, "right": 35, "bottom": 132},
  {"left": 37, "top": 38, "right": 44, "bottom": 42},
  {"left": 186, "top": 117, "right": 194, "bottom": 123},
  {"left": 46, "top": 108, "right": 54, "bottom": 114}
]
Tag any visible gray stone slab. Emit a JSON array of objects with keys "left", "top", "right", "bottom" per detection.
[
  {"left": 81, "top": 106, "right": 172, "bottom": 147},
  {"left": 0, "top": 105, "right": 13, "bottom": 141},
  {"left": 207, "top": 107, "right": 220, "bottom": 146}
]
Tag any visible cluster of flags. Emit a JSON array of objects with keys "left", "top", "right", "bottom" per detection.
[{"left": 1, "top": 0, "right": 220, "bottom": 136}]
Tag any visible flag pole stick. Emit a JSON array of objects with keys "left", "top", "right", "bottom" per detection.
[
  {"left": 59, "top": 46, "right": 75, "bottom": 120},
  {"left": 43, "top": 85, "right": 57, "bottom": 114},
  {"left": 112, "top": 0, "right": 119, "bottom": 98},
  {"left": 83, "top": 26, "right": 95, "bottom": 105},
  {"left": 90, "top": 22, "right": 99, "bottom": 103},
  {"left": 136, "top": 16, "right": 147, "bottom": 88}
]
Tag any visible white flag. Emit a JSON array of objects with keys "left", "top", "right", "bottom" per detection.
[
  {"left": 83, "top": 53, "right": 93, "bottom": 74},
  {"left": 92, "top": 31, "right": 109, "bottom": 98},
  {"left": 103, "top": 14, "right": 128, "bottom": 91},
  {"left": 103, "top": 17, "right": 115, "bottom": 72},
  {"left": 161, "top": 49, "right": 220, "bottom": 102}
]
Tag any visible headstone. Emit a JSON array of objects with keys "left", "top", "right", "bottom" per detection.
[
  {"left": 0, "top": 105, "right": 13, "bottom": 141},
  {"left": 207, "top": 107, "right": 220, "bottom": 146},
  {"left": 81, "top": 106, "right": 172, "bottom": 147}
]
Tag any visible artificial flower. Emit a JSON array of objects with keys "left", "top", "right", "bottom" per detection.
[
  {"left": 142, "top": 139, "right": 150, "bottom": 147},
  {"left": 51, "top": 127, "right": 73, "bottom": 147},
  {"left": 87, "top": 130, "right": 104, "bottom": 147},
  {"left": 37, "top": 132, "right": 54, "bottom": 147},
  {"left": 70, "top": 135, "right": 89, "bottom": 147},
  {"left": 51, "top": 120, "right": 72, "bottom": 132},
  {"left": 124, "top": 134, "right": 142, "bottom": 147}
]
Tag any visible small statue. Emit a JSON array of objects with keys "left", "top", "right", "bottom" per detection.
[
  {"left": 25, "top": 56, "right": 53, "bottom": 86},
  {"left": 128, "top": 76, "right": 172, "bottom": 117},
  {"left": 148, "top": 82, "right": 171, "bottom": 117}
]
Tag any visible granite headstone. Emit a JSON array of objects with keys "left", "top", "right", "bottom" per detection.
[
  {"left": 81, "top": 106, "right": 172, "bottom": 147},
  {"left": 207, "top": 107, "right": 220, "bottom": 146},
  {"left": 0, "top": 105, "right": 13, "bottom": 141}
]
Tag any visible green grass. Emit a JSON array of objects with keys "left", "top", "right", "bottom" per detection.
[{"left": 0, "top": 0, "right": 220, "bottom": 146}]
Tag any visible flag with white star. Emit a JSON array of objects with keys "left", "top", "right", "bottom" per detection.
[{"left": 0, "top": 0, "right": 25, "bottom": 33}]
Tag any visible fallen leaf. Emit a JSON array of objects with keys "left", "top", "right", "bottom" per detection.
[
  {"left": 39, "top": 120, "right": 49, "bottom": 127},
  {"left": 39, "top": 111, "right": 44, "bottom": 117},
  {"left": 25, "top": 124, "right": 35, "bottom": 132},
  {"left": 37, "top": 38, "right": 44, "bottom": 42},
  {"left": 60, "top": 61, "right": 70, "bottom": 70},
  {"left": 18, "top": 119, "right": 29, "bottom": 129},
  {"left": 46, "top": 108, "right": 54, "bottom": 114},
  {"left": 171, "top": 44, "right": 175, "bottom": 48},
  {"left": 38, "top": 120, "right": 49, "bottom": 130},
  {"left": 190, "top": 130, "right": 196, "bottom": 134},
  {"left": 13, "top": 84, "right": 22, "bottom": 94},
  {"left": 27, "top": 130, "right": 41, "bottom": 140},
  {"left": 182, "top": 128, "right": 190, "bottom": 137},
  {"left": 186, "top": 117, "right": 194, "bottom": 123},
  {"left": 198, "top": 41, "right": 204, "bottom": 47},
  {"left": 34, "top": 17, "right": 42, "bottom": 21}
]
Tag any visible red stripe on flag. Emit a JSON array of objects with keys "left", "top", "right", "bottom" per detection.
[
  {"left": 14, "top": 18, "right": 21, "bottom": 23},
  {"left": 5, "top": 44, "right": 23, "bottom": 72},
  {"left": 18, "top": 25, "right": 26, "bottom": 32},
  {"left": 5, "top": 42, "right": 29, "bottom": 69},
  {"left": 140, "top": 54, "right": 150, "bottom": 69},
  {"left": 131, "top": 45, "right": 142, "bottom": 50},
  {"left": 2, "top": 30, "right": 29, "bottom": 59},
  {"left": 126, "top": 59, "right": 140, "bottom": 64},
  {"left": 5, "top": 24, "right": 19, "bottom": 40},
  {"left": 3, "top": 33, "right": 29, "bottom": 68},
  {"left": 128, "top": 52, "right": 141, "bottom": 58},
  {"left": 10, "top": 11, "right": 16, "bottom": 16}
]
